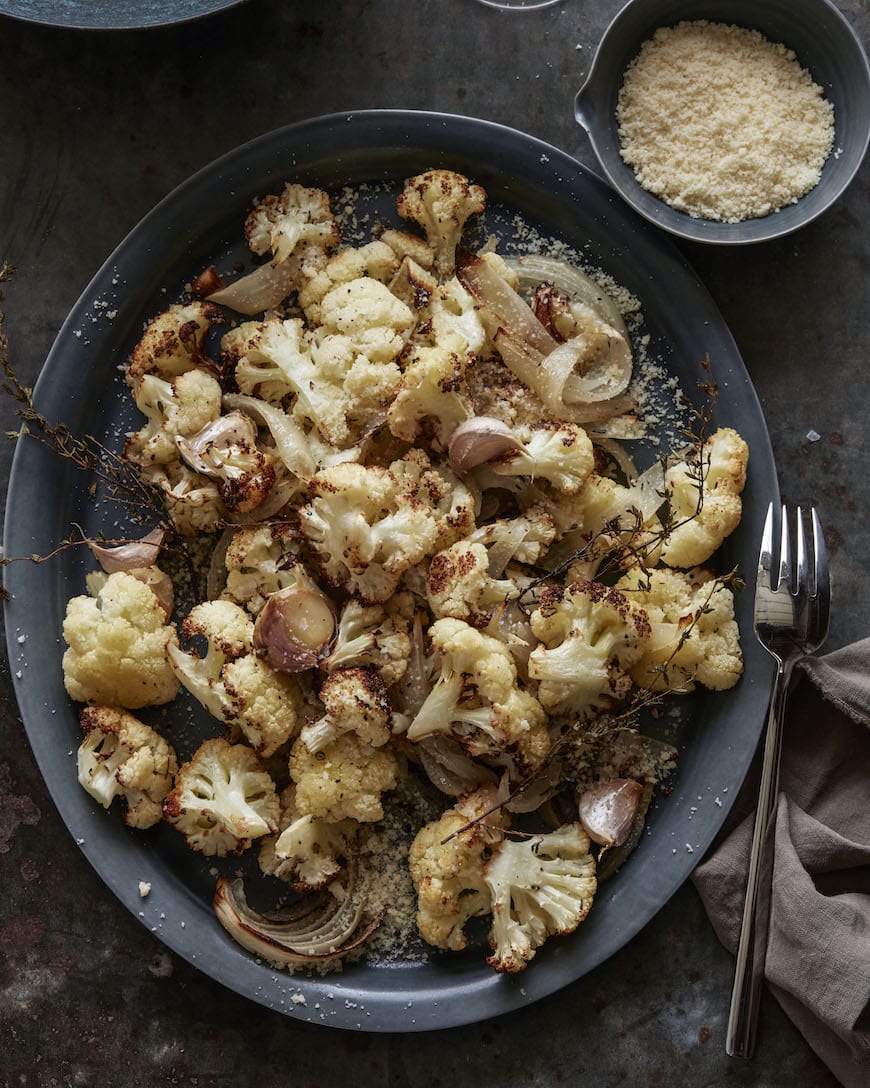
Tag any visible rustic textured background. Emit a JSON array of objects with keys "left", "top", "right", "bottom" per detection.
[{"left": 1, "top": 0, "right": 867, "bottom": 1083}]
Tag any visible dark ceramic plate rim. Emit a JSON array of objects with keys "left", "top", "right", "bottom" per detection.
[
  {"left": 3, "top": 109, "right": 777, "bottom": 1032},
  {"left": 0, "top": 0, "right": 247, "bottom": 30}
]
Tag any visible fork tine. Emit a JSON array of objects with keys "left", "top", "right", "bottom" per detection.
[
  {"left": 794, "top": 506, "right": 808, "bottom": 594},
  {"left": 811, "top": 508, "right": 832, "bottom": 640},
  {"left": 777, "top": 503, "right": 792, "bottom": 590},
  {"left": 757, "top": 501, "right": 775, "bottom": 589}
]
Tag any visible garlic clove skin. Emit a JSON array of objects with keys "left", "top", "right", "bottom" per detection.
[
  {"left": 447, "top": 416, "right": 522, "bottom": 475},
  {"left": 577, "top": 778, "right": 644, "bottom": 849},
  {"left": 253, "top": 586, "right": 336, "bottom": 673},
  {"left": 89, "top": 527, "right": 166, "bottom": 573}
]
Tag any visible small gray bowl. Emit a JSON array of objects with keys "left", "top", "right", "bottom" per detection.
[{"left": 574, "top": 0, "right": 870, "bottom": 244}]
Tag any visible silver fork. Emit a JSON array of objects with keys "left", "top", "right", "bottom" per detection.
[{"left": 726, "top": 502, "right": 831, "bottom": 1059}]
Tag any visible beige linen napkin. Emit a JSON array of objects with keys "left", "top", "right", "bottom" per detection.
[{"left": 692, "top": 640, "right": 870, "bottom": 1088}]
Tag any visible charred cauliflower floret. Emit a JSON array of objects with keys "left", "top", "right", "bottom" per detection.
[
  {"left": 218, "top": 523, "right": 299, "bottom": 615},
  {"left": 661, "top": 428, "right": 749, "bottom": 568},
  {"left": 408, "top": 784, "right": 509, "bottom": 951},
  {"left": 489, "top": 421, "right": 595, "bottom": 495},
  {"left": 387, "top": 344, "right": 473, "bottom": 451},
  {"left": 244, "top": 182, "right": 341, "bottom": 263},
  {"left": 62, "top": 571, "right": 180, "bottom": 709},
  {"left": 125, "top": 368, "right": 223, "bottom": 467},
  {"left": 321, "top": 600, "right": 412, "bottom": 686},
  {"left": 223, "top": 305, "right": 408, "bottom": 449},
  {"left": 469, "top": 507, "right": 558, "bottom": 569},
  {"left": 300, "top": 666, "right": 392, "bottom": 753},
  {"left": 77, "top": 706, "right": 178, "bottom": 829},
  {"left": 426, "top": 540, "right": 518, "bottom": 623},
  {"left": 143, "top": 460, "right": 226, "bottom": 537},
  {"left": 126, "top": 301, "right": 223, "bottom": 387},
  {"left": 298, "top": 460, "right": 439, "bottom": 603},
  {"left": 528, "top": 581, "right": 651, "bottom": 721},
  {"left": 484, "top": 823, "right": 597, "bottom": 973},
  {"left": 175, "top": 411, "right": 278, "bottom": 516},
  {"left": 616, "top": 566, "right": 743, "bottom": 693},
  {"left": 288, "top": 731, "right": 400, "bottom": 823},
  {"left": 397, "top": 169, "right": 487, "bottom": 279},
  {"left": 167, "top": 600, "right": 302, "bottom": 757},
  {"left": 390, "top": 448, "right": 476, "bottom": 549},
  {"left": 408, "top": 618, "right": 549, "bottom": 778},
  {"left": 259, "top": 786, "right": 357, "bottom": 892},
  {"left": 163, "top": 737, "right": 279, "bottom": 856}
]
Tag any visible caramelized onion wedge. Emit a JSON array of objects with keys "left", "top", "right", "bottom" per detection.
[
  {"left": 577, "top": 778, "right": 644, "bottom": 848},
  {"left": 213, "top": 871, "right": 381, "bottom": 968},
  {"left": 418, "top": 735, "right": 498, "bottom": 797},
  {"left": 222, "top": 393, "right": 316, "bottom": 481},
  {"left": 447, "top": 417, "right": 522, "bottom": 475},
  {"left": 207, "top": 258, "right": 297, "bottom": 315},
  {"left": 548, "top": 327, "right": 633, "bottom": 404},
  {"left": 253, "top": 585, "right": 336, "bottom": 672},
  {"left": 457, "top": 249, "right": 557, "bottom": 356},
  {"left": 506, "top": 254, "right": 629, "bottom": 340},
  {"left": 89, "top": 528, "right": 165, "bottom": 573}
]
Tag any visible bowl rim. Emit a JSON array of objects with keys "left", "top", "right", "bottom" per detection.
[{"left": 574, "top": 0, "right": 870, "bottom": 245}]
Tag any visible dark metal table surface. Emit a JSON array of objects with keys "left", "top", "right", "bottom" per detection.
[{"left": 0, "top": 1, "right": 866, "bottom": 1084}]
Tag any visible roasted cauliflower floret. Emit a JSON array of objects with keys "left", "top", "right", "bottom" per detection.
[
  {"left": 491, "top": 421, "right": 595, "bottom": 494},
  {"left": 469, "top": 507, "right": 557, "bottom": 570},
  {"left": 244, "top": 182, "right": 341, "bottom": 263},
  {"left": 125, "top": 368, "right": 223, "bottom": 467},
  {"left": 222, "top": 653, "right": 304, "bottom": 756},
  {"left": 218, "top": 523, "right": 299, "bottom": 615},
  {"left": 288, "top": 731, "right": 400, "bottom": 823},
  {"left": 380, "top": 229, "right": 435, "bottom": 270},
  {"left": 298, "top": 461, "right": 439, "bottom": 603},
  {"left": 321, "top": 600, "right": 411, "bottom": 686},
  {"left": 390, "top": 448, "right": 476, "bottom": 549},
  {"left": 408, "top": 618, "right": 549, "bottom": 777},
  {"left": 77, "top": 706, "right": 178, "bottom": 829},
  {"left": 484, "top": 823, "right": 597, "bottom": 973},
  {"left": 616, "top": 566, "right": 743, "bottom": 692},
  {"left": 428, "top": 277, "right": 488, "bottom": 356},
  {"left": 387, "top": 344, "right": 473, "bottom": 450},
  {"left": 176, "top": 411, "right": 278, "bottom": 516},
  {"left": 126, "top": 301, "right": 223, "bottom": 387},
  {"left": 297, "top": 241, "right": 400, "bottom": 324},
  {"left": 426, "top": 540, "right": 518, "bottom": 623},
  {"left": 397, "top": 169, "right": 487, "bottom": 279},
  {"left": 408, "top": 784, "right": 509, "bottom": 951},
  {"left": 144, "top": 460, "right": 226, "bottom": 536},
  {"left": 224, "top": 309, "right": 406, "bottom": 449},
  {"left": 259, "top": 786, "right": 357, "bottom": 892},
  {"left": 300, "top": 666, "right": 392, "bottom": 753},
  {"left": 163, "top": 737, "right": 279, "bottom": 856},
  {"left": 317, "top": 276, "right": 414, "bottom": 363},
  {"left": 528, "top": 581, "right": 651, "bottom": 720},
  {"left": 167, "top": 600, "right": 302, "bottom": 756},
  {"left": 661, "top": 428, "right": 749, "bottom": 568},
  {"left": 62, "top": 571, "right": 180, "bottom": 709}
]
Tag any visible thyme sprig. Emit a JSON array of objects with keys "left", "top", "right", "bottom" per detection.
[{"left": 0, "top": 262, "right": 196, "bottom": 599}]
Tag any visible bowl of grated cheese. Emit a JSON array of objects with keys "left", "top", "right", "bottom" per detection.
[{"left": 574, "top": 0, "right": 870, "bottom": 244}]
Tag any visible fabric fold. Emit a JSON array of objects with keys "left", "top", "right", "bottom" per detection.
[{"left": 692, "top": 639, "right": 870, "bottom": 1087}]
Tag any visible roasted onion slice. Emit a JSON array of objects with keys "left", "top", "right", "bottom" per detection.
[{"left": 213, "top": 864, "right": 380, "bottom": 968}]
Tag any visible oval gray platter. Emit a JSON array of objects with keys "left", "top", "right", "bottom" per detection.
[
  {"left": 2, "top": 110, "right": 777, "bottom": 1032},
  {"left": 0, "top": 0, "right": 247, "bottom": 29}
]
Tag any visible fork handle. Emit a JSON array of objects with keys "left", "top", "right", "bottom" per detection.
[{"left": 725, "top": 658, "right": 792, "bottom": 1058}]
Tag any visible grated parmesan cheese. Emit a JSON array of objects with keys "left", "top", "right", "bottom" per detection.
[{"left": 616, "top": 21, "right": 835, "bottom": 223}]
